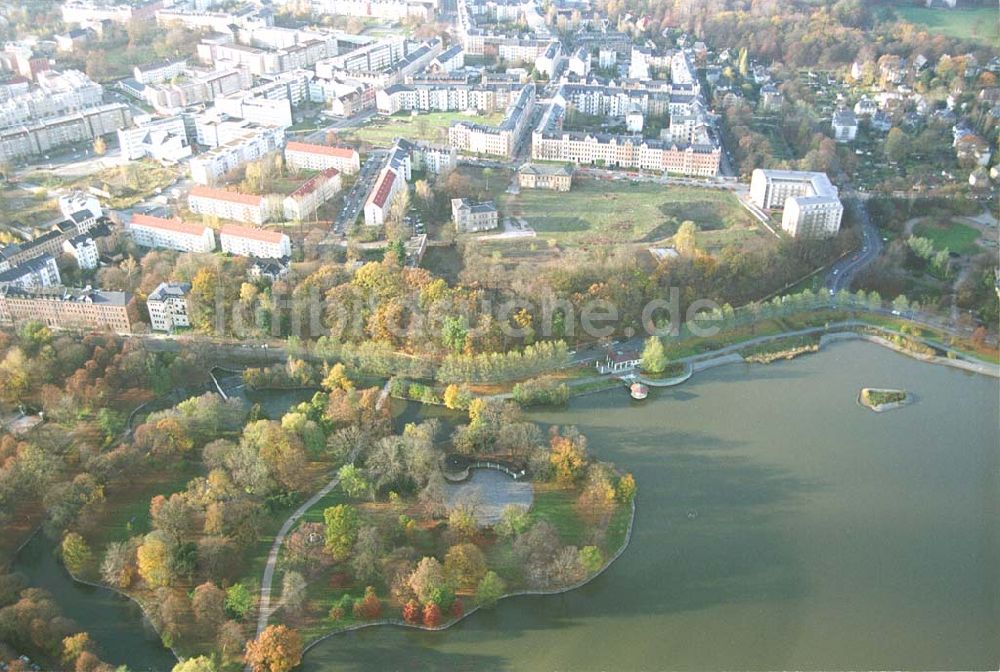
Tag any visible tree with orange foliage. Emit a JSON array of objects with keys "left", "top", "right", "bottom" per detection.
[
  {"left": 402, "top": 599, "right": 421, "bottom": 624},
  {"left": 244, "top": 625, "right": 303, "bottom": 672},
  {"left": 549, "top": 427, "right": 588, "bottom": 485},
  {"left": 422, "top": 601, "right": 442, "bottom": 627}
]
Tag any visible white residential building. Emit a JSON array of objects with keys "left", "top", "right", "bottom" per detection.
[
  {"left": 117, "top": 115, "right": 191, "bottom": 162},
  {"left": 749, "top": 169, "right": 843, "bottom": 239},
  {"left": 146, "top": 281, "right": 192, "bottom": 331},
  {"left": 189, "top": 125, "right": 285, "bottom": 185},
  {"left": 58, "top": 192, "right": 102, "bottom": 220},
  {"left": 0, "top": 254, "right": 61, "bottom": 288},
  {"left": 133, "top": 59, "right": 187, "bottom": 85},
  {"left": 220, "top": 224, "right": 290, "bottom": 258},
  {"left": 189, "top": 186, "right": 270, "bottom": 225},
  {"left": 283, "top": 168, "right": 342, "bottom": 221},
  {"left": 363, "top": 141, "right": 411, "bottom": 226},
  {"left": 62, "top": 234, "right": 100, "bottom": 270},
  {"left": 128, "top": 213, "right": 217, "bottom": 252},
  {"left": 568, "top": 47, "right": 591, "bottom": 78},
  {"left": 832, "top": 108, "right": 858, "bottom": 143},
  {"left": 284, "top": 141, "right": 360, "bottom": 174}
]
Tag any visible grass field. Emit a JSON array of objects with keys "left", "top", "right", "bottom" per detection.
[
  {"left": 893, "top": 5, "right": 999, "bottom": 44},
  {"left": 498, "top": 179, "right": 760, "bottom": 248},
  {"left": 913, "top": 218, "right": 982, "bottom": 255},
  {"left": 334, "top": 111, "right": 506, "bottom": 148}
]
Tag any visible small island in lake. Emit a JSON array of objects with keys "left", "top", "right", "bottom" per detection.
[{"left": 859, "top": 388, "right": 910, "bottom": 412}]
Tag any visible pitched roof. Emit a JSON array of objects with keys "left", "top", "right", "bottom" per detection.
[
  {"left": 130, "top": 213, "right": 210, "bottom": 237},
  {"left": 220, "top": 223, "right": 287, "bottom": 245},
  {"left": 189, "top": 185, "right": 264, "bottom": 207},
  {"left": 285, "top": 141, "right": 357, "bottom": 159},
  {"left": 287, "top": 168, "right": 340, "bottom": 199},
  {"left": 368, "top": 169, "right": 397, "bottom": 209}
]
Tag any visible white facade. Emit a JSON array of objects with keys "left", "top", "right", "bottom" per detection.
[
  {"left": 62, "top": 235, "right": 100, "bottom": 270},
  {"left": 189, "top": 125, "right": 285, "bottom": 185},
  {"left": 749, "top": 169, "right": 843, "bottom": 239},
  {"left": 146, "top": 281, "right": 191, "bottom": 331},
  {"left": 284, "top": 141, "right": 360, "bottom": 174},
  {"left": 220, "top": 224, "right": 290, "bottom": 258},
  {"left": 189, "top": 186, "right": 269, "bottom": 225},
  {"left": 282, "top": 169, "right": 342, "bottom": 221},
  {"left": 117, "top": 115, "right": 191, "bottom": 162},
  {"left": 59, "top": 192, "right": 102, "bottom": 220},
  {"left": 129, "top": 213, "right": 218, "bottom": 252},
  {"left": 0, "top": 254, "right": 61, "bottom": 288}
]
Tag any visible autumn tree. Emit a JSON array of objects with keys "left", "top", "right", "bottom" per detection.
[
  {"left": 407, "top": 556, "right": 447, "bottom": 604},
  {"left": 422, "top": 601, "right": 442, "bottom": 627},
  {"left": 92, "top": 136, "right": 107, "bottom": 155},
  {"left": 244, "top": 625, "right": 303, "bottom": 672},
  {"left": 616, "top": 473, "right": 637, "bottom": 503},
  {"left": 61, "top": 633, "right": 95, "bottom": 668},
  {"left": 137, "top": 532, "right": 173, "bottom": 587},
  {"left": 476, "top": 570, "right": 506, "bottom": 607},
  {"left": 444, "top": 543, "right": 487, "bottom": 589},
  {"left": 172, "top": 656, "right": 215, "bottom": 672},
  {"left": 281, "top": 571, "right": 307, "bottom": 615},
  {"left": 101, "top": 541, "right": 136, "bottom": 589},
  {"left": 549, "top": 427, "right": 588, "bottom": 485},
  {"left": 60, "top": 533, "right": 93, "bottom": 575},
  {"left": 323, "top": 504, "right": 359, "bottom": 561},
  {"left": 402, "top": 599, "right": 421, "bottom": 623},
  {"left": 351, "top": 585, "right": 381, "bottom": 620},
  {"left": 191, "top": 582, "right": 226, "bottom": 630}
]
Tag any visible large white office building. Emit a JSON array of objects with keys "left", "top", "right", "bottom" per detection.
[{"left": 750, "top": 169, "right": 844, "bottom": 239}]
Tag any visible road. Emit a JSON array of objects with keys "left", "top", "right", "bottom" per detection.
[{"left": 824, "top": 192, "right": 882, "bottom": 294}]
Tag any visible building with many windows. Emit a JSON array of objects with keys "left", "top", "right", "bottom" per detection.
[
  {"left": 284, "top": 141, "right": 360, "bottom": 174},
  {"left": 0, "top": 285, "right": 139, "bottom": 334},
  {"left": 0, "top": 103, "right": 131, "bottom": 162},
  {"left": 62, "top": 234, "right": 100, "bottom": 270},
  {"left": 220, "top": 224, "right": 290, "bottom": 258},
  {"left": 451, "top": 198, "right": 498, "bottom": 232},
  {"left": 517, "top": 163, "right": 573, "bottom": 191},
  {"left": 447, "top": 84, "right": 535, "bottom": 158},
  {"left": 189, "top": 125, "right": 285, "bottom": 185},
  {"left": 146, "top": 281, "right": 191, "bottom": 332},
  {"left": 283, "top": 168, "right": 342, "bottom": 221},
  {"left": 749, "top": 169, "right": 843, "bottom": 239},
  {"left": 128, "top": 214, "right": 217, "bottom": 252},
  {"left": 0, "top": 254, "right": 61, "bottom": 288},
  {"left": 189, "top": 186, "right": 269, "bottom": 225}
]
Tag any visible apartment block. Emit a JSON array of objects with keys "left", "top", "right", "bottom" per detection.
[
  {"left": 0, "top": 285, "right": 139, "bottom": 335},
  {"left": 146, "top": 281, "right": 192, "bottom": 331},
  {"left": 749, "top": 169, "right": 843, "bottom": 239},
  {"left": 189, "top": 186, "right": 269, "bottom": 225},
  {"left": 283, "top": 168, "right": 342, "bottom": 221},
  {"left": 133, "top": 59, "right": 187, "bottom": 85},
  {"left": 62, "top": 234, "right": 100, "bottom": 270},
  {"left": 220, "top": 224, "right": 290, "bottom": 258},
  {"left": 189, "top": 125, "right": 285, "bottom": 185},
  {"left": 117, "top": 115, "right": 191, "bottom": 162},
  {"left": 0, "top": 254, "right": 61, "bottom": 288},
  {"left": 284, "top": 141, "right": 360, "bottom": 174},
  {"left": 128, "top": 213, "right": 217, "bottom": 252}
]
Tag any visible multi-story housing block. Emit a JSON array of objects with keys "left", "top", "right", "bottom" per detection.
[
  {"left": 749, "top": 169, "right": 843, "bottom": 239},
  {"left": 133, "top": 59, "right": 187, "bottom": 85},
  {"left": 190, "top": 186, "right": 270, "bottom": 225},
  {"left": 0, "top": 254, "right": 61, "bottom": 288},
  {"left": 220, "top": 224, "right": 290, "bottom": 258},
  {"left": 62, "top": 234, "right": 100, "bottom": 270},
  {"left": 284, "top": 141, "right": 360, "bottom": 174},
  {"left": 146, "top": 281, "right": 192, "bottom": 331},
  {"left": 448, "top": 83, "right": 534, "bottom": 158},
  {"left": 0, "top": 285, "right": 139, "bottom": 335},
  {"left": 0, "top": 103, "right": 131, "bottom": 162},
  {"left": 129, "top": 214, "right": 217, "bottom": 252},
  {"left": 189, "top": 125, "right": 285, "bottom": 185},
  {"left": 283, "top": 168, "right": 342, "bottom": 221},
  {"left": 117, "top": 115, "right": 192, "bottom": 162}
]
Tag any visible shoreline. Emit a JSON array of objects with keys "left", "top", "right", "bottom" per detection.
[{"left": 301, "top": 496, "right": 637, "bottom": 655}]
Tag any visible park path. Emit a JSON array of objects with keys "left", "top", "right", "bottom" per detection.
[{"left": 254, "top": 445, "right": 361, "bottom": 638}]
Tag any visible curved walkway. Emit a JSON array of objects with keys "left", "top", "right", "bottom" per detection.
[{"left": 254, "top": 446, "right": 361, "bottom": 638}]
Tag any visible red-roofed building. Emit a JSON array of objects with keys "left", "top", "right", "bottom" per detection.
[
  {"left": 283, "top": 168, "right": 342, "bottom": 221},
  {"left": 128, "top": 213, "right": 216, "bottom": 252},
  {"left": 220, "top": 224, "right": 291, "bottom": 259},
  {"left": 285, "top": 141, "right": 360, "bottom": 174},
  {"left": 188, "top": 185, "right": 269, "bottom": 225},
  {"left": 364, "top": 167, "right": 403, "bottom": 227}
]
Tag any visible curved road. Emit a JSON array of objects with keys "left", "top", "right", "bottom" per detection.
[{"left": 825, "top": 193, "right": 882, "bottom": 294}]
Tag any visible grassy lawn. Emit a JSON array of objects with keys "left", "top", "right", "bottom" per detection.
[
  {"left": 498, "top": 179, "right": 759, "bottom": 248},
  {"left": 913, "top": 218, "right": 981, "bottom": 255},
  {"left": 28, "top": 160, "right": 178, "bottom": 210},
  {"left": 334, "top": 111, "right": 506, "bottom": 148},
  {"left": 0, "top": 187, "right": 61, "bottom": 234},
  {"left": 893, "top": 4, "right": 999, "bottom": 44}
]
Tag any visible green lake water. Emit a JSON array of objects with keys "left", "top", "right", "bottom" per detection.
[{"left": 13, "top": 339, "right": 999, "bottom": 671}]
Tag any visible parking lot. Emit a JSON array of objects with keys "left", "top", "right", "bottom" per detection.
[{"left": 334, "top": 151, "right": 386, "bottom": 233}]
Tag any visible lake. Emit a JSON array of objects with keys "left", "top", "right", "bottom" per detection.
[
  {"left": 303, "top": 340, "right": 999, "bottom": 671},
  {"left": 13, "top": 339, "right": 999, "bottom": 670}
]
